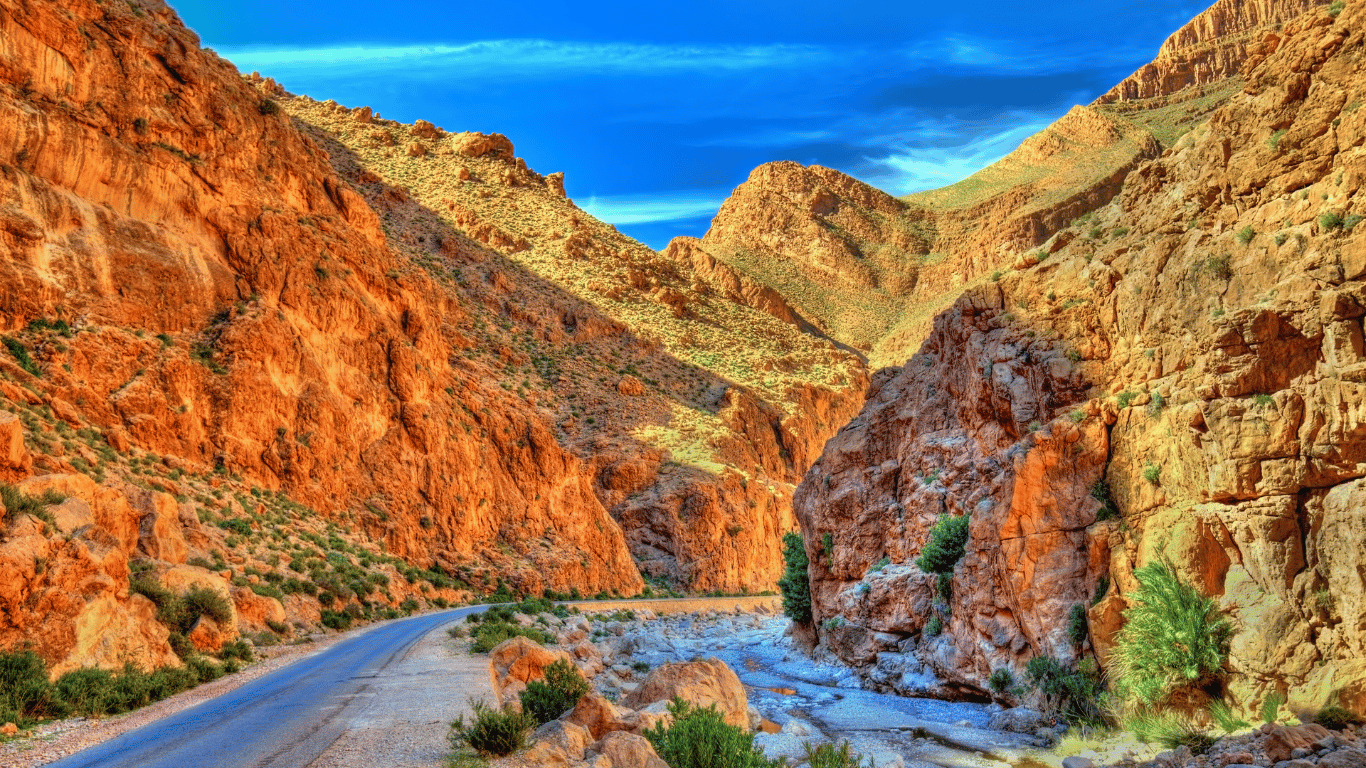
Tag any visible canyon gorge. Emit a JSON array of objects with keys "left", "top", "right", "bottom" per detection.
[{"left": 0, "top": 0, "right": 1363, "bottom": 741}]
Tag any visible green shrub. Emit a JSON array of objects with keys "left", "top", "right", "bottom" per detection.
[
  {"left": 1128, "top": 708, "right": 1217, "bottom": 753},
  {"left": 1091, "top": 478, "right": 1118, "bottom": 521},
  {"left": 1315, "top": 705, "right": 1363, "bottom": 730},
  {"left": 1268, "top": 129, "right": 1287, "bottom": 151},
  {"left": 1320, "top": 211, "right": 1345, "bottom": 231},
  {"left": 519, "top": 659, "right": 589, "bottom": 725},
  {"left": 1, "top": 483, "right": 63, "bottom": 526},
  {"left": 643, "top": 699, "right": 781, "bottom": 768},
  {"left": 924, "top": 615, "right": 943, "bottom": 637},
  {"left": 219, "top": 640, "right": 253, "bottom": 663},
  {"left": 802, "top": 740, "right": 872, "bottom": 768},
  {"left": 469, "top": 622, "right": 553, "bottom": 653},
  {"left": 0, "top": 650, "right": 57, "bottom": 724},
  {"left": 778, "top": 532, "right": 812, "bottom": 625},
  {"left": 1108, "top": 561, "right": 1232, "bottom": 706},
  {"left": 989, "top": 668, "right": 1015, "bottom": 696},
  {"left": 1142, "top": 463, "right": 1162, "bottom": 486},
  {"left": 258, "top": 98, "right": 281, "bottom": 116},
  {"left": 915, "top": 515, "right": 969, "bottom": 575},
  {"left": 185, "top": 656, "right": 225, "bottom": 684},
  {"left": 1235, "top": 226, "right": 1255, "bottom": 245},
  {"left": 1116, "top": 391, "right": 1137, "bottom": 409},
  {"left": 1208, "top": 699, "right": 1251, "bottom": 733},
  {"left": 1068, "top": 604, "right": 1089, "bottom": 645},
  {"left": 1328, "top": 0, "right": 1345, "bottom": 17},
  {"left": 450, "top": 699, "right": 535, "bottom": 756},
  {"left": 2, "top": 337, "right": 41, "bottom": 377},
  {"left": 52, "top": 668, "right": 115, "bottom": 716},
  {"left": 321, "top": 609, "right": 353, "bottom": 630},
  {"left": 1204, "top": 254, "right": 1232, "bottom": 280},
  {"left": 1022, "top": 655, "right": 1107, "bottom": 726}
]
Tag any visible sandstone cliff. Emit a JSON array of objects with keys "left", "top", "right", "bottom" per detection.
[
  {"left": 0, "top": 0, "right": 866, "bottom": 675},
  {"left": 1098, "top": 0, "right": 1329, "bottom": 103},
  {"left": 794, "top": 1, "right": 1366, "bottom": 717}
]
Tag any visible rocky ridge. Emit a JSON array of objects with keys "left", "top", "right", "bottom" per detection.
[{"left": 793, "top": 0, "right": 1366, "bottom": 723}]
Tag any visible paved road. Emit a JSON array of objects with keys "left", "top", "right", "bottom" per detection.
[{"left": 48, "top": 606, "right": 486, "bottom": 768}]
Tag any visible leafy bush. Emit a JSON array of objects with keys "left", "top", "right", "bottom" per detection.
[
  {"left": 1235, "top": 226, "right": 1255, "bottom": 245},
  {"left": 778, "top": 532, "right": 812, "bottom": 625},
  {"left": 1204, "top": 254, "right": 1232, "bottom": 280},
  {"left": 1320, "top": 211, "right": 1345, "bottom": 231},
  {"left": 1108, "top": 561, "right": 1232, "bottom": 706},
  {"left": 915, "top": 515, "right": 969, "bottom": 575},
  {"left": 989, "top": 668, "right": 1015, "bottom": 696},
  {"left": 1128, "top": 709, "right": 1217, "bottom": 753},
  {"left": 519, "top": 659, "right": 589, "bottom": 725},
  {"left": 0, "top": 650, "right": 57, "bottom": 725},
  {"left": 643, "top": 699, "right": 782, "bottom": 768},
  {"left": 258, "top": 98, "right": 281, "bottom": 116},
  {"left": 1068, "top": 604, "right": 1089, "bottom": 645},
  {"left": 219, "top": 640, "right": 253, "bottom": 663},
  {"left": 1328, "top": 0, "right": 1345, "bottom": 17},
  {"left": 469, "top": 622, "right": 554, "bottom": 653},
  {"left": 321, "top": 609, "right": 353, "bottom": 630},
  {"left": 450, "top": 699, "right": 535, "bottom": 756},
  {"left": 802, "top": 740, "right": 872, "bottom": 768},
  {"left": 1022, "top": 655, "right": 1107, "bottom": 727},
  {"left": 1315, "top": 705, "right": 1363, "bottom": 730}
]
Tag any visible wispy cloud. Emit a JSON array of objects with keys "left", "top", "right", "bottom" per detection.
[
  {"left": 578, "top": 191, "right": 729, "bottom": 226},
  {"left": 217, "top": 40, "right": 834, "bottom": 81}
]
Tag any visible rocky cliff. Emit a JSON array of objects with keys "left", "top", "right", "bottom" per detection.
[
  {"left": 794, "top": 0, "right": 1366, "bottom": 717},
  {"left": 1098, "top": 0, "right": 1329, "bottom": 103},
  {"left": 685, "top": 1, "right": 1332, "bottom": 371},
  {"left": 0, "top": 0, "right": 864, "bottom": 675}
]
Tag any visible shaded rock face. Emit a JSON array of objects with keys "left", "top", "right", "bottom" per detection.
[
  {"left": 796, "top": 1, "right": 1366, "bottom": 710},
  {"left": 1098, "top": 0, "right": 1330, "bottom": 103}
]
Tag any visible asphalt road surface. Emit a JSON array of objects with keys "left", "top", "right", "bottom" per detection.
[{"left": 47, "top": 605, "right": 485, "bottom": 768}]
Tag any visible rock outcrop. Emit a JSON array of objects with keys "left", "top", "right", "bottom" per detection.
[
  {"left": 1098, "top": 0, "right": 1330, "bottom": 103},
  {"left": 795, "top": 0, "right": 1366, "bottom": 716}
]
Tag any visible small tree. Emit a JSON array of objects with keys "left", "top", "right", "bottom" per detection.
[{"left": 778, "top": 531, "right": 812, "bottom": 625}]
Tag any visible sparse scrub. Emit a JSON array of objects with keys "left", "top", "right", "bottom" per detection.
[
  {"left": 450, "top": 699, "right": 535, "bottom": 757},
  {"left": 1204, "top": 254, "right": 1232, "bottom": 280},
  {"left": 1091, "top": 478, "right": 1118, "bottom": 521},
  {"left": 1261, "top": 691, "right": 1285, "bottom": 724},
  {"left": 1068, "top": 604, "right": 1089, "bottom": 645},
  {"left": 1, "top": 484, "right": 65, "bottom": 527},
  {"left": 1108, "top": 561, "right": 1232, "bottom": 706},
  {"left": 469, "top": 621, "right": 554, "bottom": 653},
  {"left": 1142, "top": 463, "right": 1162, "bottom": 486},
  {"left": 1128, "top": 709, "right": 1217, "bottom": 753},
  {"left": 1022, "top": 655, "right": 1107, "bottom": 726},
  {"left": 924, "top": 615, "right": 943, "bottom": 637},
  {"left": 1267, "top": 129, "right": 1287, "bottom": 151},
  {"left": 1320, "top": 211, "right": 1345, "bottom": 231},
  {"left": 519, "top": 659, "right": 589, "bottom": 725},
  {"left": 1328, "top": 0, "right": 1345, "bottom": 17},
  {"left": 802, "top": 740, "right": 873, "bottom": 768},
  {"left": 1208, "top": 699, "right": 1251, "bottom": 733},
  {"left": 2, "top": 337, "right": 41, "bottom": 377},
  {"left": 643, "top": 699, "right": 782, "bottom": 768},
  {"left": 1235, "top": 225, "right": 1255, "bottom": 244}
]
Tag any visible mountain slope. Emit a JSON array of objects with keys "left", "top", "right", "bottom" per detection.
[{"left": 794, "top": 0, "right": 1366, "bottom": 715}]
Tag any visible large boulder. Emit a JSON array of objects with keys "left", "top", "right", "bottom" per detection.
[
  {"left": 567, "top": 694, "right": 633, "bottom": 740},
  {"left": 488, "top": 636, "right": 574, "bottom": 708},
  {"left": 587, "top": 731, "right": 669, "bottom": 768},
  {"left": 525, "top": 720, "right": 593, "bottom": 768},
  {"left": 619, "top": 658, "right": 749, "bottom": 729}
]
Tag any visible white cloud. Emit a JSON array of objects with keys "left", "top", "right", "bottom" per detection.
[
  {"left": 217, "top": 40, "right": 835, "bottom": 81},
  {"left": 577, "top": 191, "right": 729, "bottom": 226}
]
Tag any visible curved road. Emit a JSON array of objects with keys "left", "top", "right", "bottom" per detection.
[{"left": 48, "top": 606, "right": 486, "bottom": 768}]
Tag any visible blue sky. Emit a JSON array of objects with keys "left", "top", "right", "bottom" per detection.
[{"left": 175, "top": 1, "right": 1214, "bottom": 249}]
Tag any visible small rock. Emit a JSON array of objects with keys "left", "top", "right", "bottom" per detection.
[
  {"left": 0, "top": 722, "right": 18, "bottom": 735},
  {"left": 1319, "top": 749, "right": 1366, "bottom": 768},
  {"left": 1061, "top": 757, "right": 1095, "bottom": 768}
]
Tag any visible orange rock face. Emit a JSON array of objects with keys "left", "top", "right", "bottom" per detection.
[
  {"left": 795, "top": 0, "right": 1366, "bottom": 710},
  {"left": 1098, "top": 0, "right": 1330, "bottom": 103}
]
